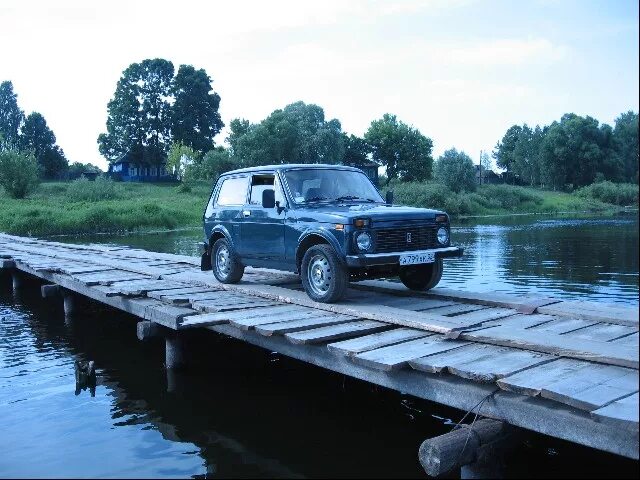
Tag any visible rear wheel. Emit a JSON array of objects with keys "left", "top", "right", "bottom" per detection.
[
  {"left": 399, "top": 258, "right": 443, "bottom": 291},
  {"left": 211, "top": 238, "right": 244, "bottom": 283},
  {"left": 301, "top": 244, "right": 348, "bottom": 303}
]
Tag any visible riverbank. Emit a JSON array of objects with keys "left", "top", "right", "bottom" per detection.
[{"left": 0, "top": 179, "right": 636, "bottom": 236}]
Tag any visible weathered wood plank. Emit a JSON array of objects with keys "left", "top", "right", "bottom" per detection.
[
  {"left": 611, "top": 333, "right": 639, "bottom": 348},
  {"left": 285, "top": 320, "right": 389, "bottom": 344},
  {"left": 255, "top": 314, "right": 357, "bottom": 336},
  {"left": 192, "top": 298, "right": 278, "bottom": 313},
  {"left": 496, "top": 359, "right": 587, "bottom": 396},
  {"left": 147, "top": 286, "right": 215, "bottom": 301},
  {"left": 353, "top": 336, "right": 470, "bottom": 371},
  {"left": 592, "top": 393, "right": 639, "bottom": 431},
  {"left": 179, "top": 313, "right": 232, "bottom": 329},
  {"left": 457, "top": 324, "right": 639, "bottom": 369},
  {"left": 563, "top": 323, "right": 638, "bottom": 342},
  {"left": 424, "top": 303, "right": 487, "bottom": 316},
  {"left": 538, "top": 301, "right": 639, "bottom": 327},
  {"left": 105, "top": 279, "right": 190, "bottom": 296},
  {"left": 409, "top": 343, "right": 555, "bottom": 382},
  {"left": 529, "top": 318, "right": 599, "bottom": 335},
  {"left": 73, "top": 270, "right": 150, "bottom": 285},
  {"left": 328, "top": 328, "right": 430, "bottom": 356},
  {"left": 230, "top": 309, "right": 328, "bottom": 330}
]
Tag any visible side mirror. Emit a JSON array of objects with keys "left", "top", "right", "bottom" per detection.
[
  {"left": 386, "top": 190, "right": 394, "bottom": 205},
  {"left": 262, "top": 189, "right": 276, "bottom": 209}
]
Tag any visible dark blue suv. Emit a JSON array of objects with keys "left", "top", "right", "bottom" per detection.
[{"left": 201, "top": 164, "right": 462, "bottom": 303}]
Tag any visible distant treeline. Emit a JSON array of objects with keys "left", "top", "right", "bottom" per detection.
[{"left": 493, "top": 112, "right": 638, "bottom": 189}]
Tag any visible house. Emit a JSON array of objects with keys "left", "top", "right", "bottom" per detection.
[
  {"left": 475, "top": 165, "right": 500, "bottom": 185},
  {"left": 107, "top": 151, "right": 177, "bottom": 182}
]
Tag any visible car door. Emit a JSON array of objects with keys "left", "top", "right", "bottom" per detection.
[
  {"left": 239, "top": 172, "right": 286, "bottom": 262},
  {"left": 210, "top": 174, "right": 250, "bottom": 251}
]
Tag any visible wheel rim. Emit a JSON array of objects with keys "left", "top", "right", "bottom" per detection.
[
  {"left": 215, "top": 244, "right": 231, "bottom": 278},
  {"left": 307, "top": 253, "right": 332, "bottom": 296}
]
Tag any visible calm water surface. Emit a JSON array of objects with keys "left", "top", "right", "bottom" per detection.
[{"left": 0, "top": 214, "right": 638, "bottom": 478}]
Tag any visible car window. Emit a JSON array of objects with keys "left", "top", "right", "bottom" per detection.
[
  {"left": 249, "top": 175, "right": 275, "bottom": 205},
  {"left": 216, "top": 176, "right": 249, "bottom": 206}
]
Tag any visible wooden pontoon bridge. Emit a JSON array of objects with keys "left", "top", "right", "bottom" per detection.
[{"left": 1, "top": 232, "right": 637, "bottom": 476}]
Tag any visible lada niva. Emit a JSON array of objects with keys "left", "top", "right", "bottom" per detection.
[{"left": 201, "top": 164, "right": 463, "bottom": 303}]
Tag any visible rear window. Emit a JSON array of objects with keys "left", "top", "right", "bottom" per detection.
[{"left": 216, "top": 176, "right": 248, "bottom": 206}]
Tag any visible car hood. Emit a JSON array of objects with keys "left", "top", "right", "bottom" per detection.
[{"left": 295, "top": 203, "right": 446, "bottom": 224}]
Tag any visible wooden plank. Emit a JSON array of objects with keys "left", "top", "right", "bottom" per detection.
[
  {"left": 611, "top": 333, "right": 639, "bottom": 348},
  {"left": 592, "top": 393, "right": 639, "bottom": 431},
  {"left": 374, "top": 297, "right": 457, "bottom": 311},
  {"left": 230, "top": 309, "right": 328, "bottom": 330},
  {"left": 457, "top": 324, "right": 639, "bottom": 369},
  {"left": 192, "top": 299, "right": 278, "bottom": 313},
  {"left": 328, "top": 328, "right": 431, "bottom": 356},
  {"left": 451, "top": 307, "right": 518, "bottom": 323},
  {"left": 162, "top": 290, "right": 227, "bottom": 304},
  {"left": 147, "top": 286, "right": 215, "bottom": 301},
  {"left": 409, "top": 344, "right": 555, "bottom": 382},
  {"left": 73, "top": 270, "right": 150, "bottom": 285},
  {"left": 105, "top": 279, "right": 189, "bottom": 296},
  {"left": 497, "top": 359, "right": 587, "bottom": 396},
  {"left": 425, "top": 303, "right": 487, "bottom": 316},
  {"left": 178, "top": 305, "right": 309, "bottom": 328},
  {"left": 485, "top": 314, "right": 555, "bottom": 329},
  {"left": 285, "top": 320, "right": 390, "bottom": 344},
  {"left": 540, "top": 367, "right": 639, "bottom": 411},
  {"left": 255, "top": 314, "right": 356, "bottom": 336},
  {"left": 563, "top": 323, "right": 638, "bottom": 342},
  {"left": 179, "top": 313, "right": 231, "bottom": 329},
  {"left": 538, "top": 301, "right": 639, "bottom": 327},
  {"left": 529, "top": 318, "right": 599, "bottom": 335},
  {"left": 144, "top": 303, "right": 195, "bottom": 329},
  {"left": 353, "top": 336, "right": 470, "bottom": 371}
]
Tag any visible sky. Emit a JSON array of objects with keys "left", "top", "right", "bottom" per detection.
[{"left": 0, "top": 0, "right": 638, "bottom": 170}]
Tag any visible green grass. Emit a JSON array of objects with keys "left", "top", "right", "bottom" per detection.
[
  {"left": 0, "top": 179, "right": 634, "bottom": 236},
  {"left": 0, "top": 180, "right": 212, "bottom": 236}
]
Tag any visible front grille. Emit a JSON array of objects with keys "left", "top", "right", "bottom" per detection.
[{"left": 374, "top": 225, "right": 439, "bottom": 253}]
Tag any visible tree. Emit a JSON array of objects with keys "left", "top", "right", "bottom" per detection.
[
  {"left": 612, "top": 111, "right": 639, "bottom": 182},
  {"left": 171, "top": 65, "right": 224, "bottom": 153},
  {"left": 230, "top": 102, "right": 344, "bottom": 167},
  {"left": 98, "top": 58, "right": 175, "bottom": 166},
  {"left": 434, "top": 148, "right": 476, "bottom": 192},
  {"left": 68, "top": 162, "right": 102, "bottom": 180},
  {"left": 511, "top": 124, "right": 545, "bottom": 186},
  {"left": 0, "top": 148, "right": 39, "bottom": 198},
  {"left": 342, "top": 133, "right": 371, "bottom": 167},
  {"left": 365, "top": 114, "right": 433, "bottom": 184},
  {"left": 0, "top": 81, "right": 24, "bottom": 146},
  {"left": 166, "top": 141, "right": 200, "bottom": 179},
  {"left": 19, "top": 112, "right": 68, "bottom": 179},
  {"left": 191, "top": 147, "right": 238, "bottom": 180},
  {"left": 492, "top": 125, "right": 522, "bottom": 176},
  {"left": 540, "top": 114, "right": 611, "bottom": 190}
]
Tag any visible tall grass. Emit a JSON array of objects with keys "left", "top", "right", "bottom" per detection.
[{"left": 575, "top": 181, "right": 639, "bottom": 206}]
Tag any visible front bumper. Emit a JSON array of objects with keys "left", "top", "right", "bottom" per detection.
[{"left": 345, "top": 246, "right": 463, "bottom": 267}]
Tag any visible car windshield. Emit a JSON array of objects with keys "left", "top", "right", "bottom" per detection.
[{"left": 283, "top": 168, "right": 384, "bottom": 204}]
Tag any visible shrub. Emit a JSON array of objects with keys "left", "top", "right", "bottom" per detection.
[
  {"left": 477, "top": 184, "right": 544, "bottom": 209},
  {"left": 0, "top": 149, "right": 40, "bottom": 198},
  {"left": 66, "top": 176, "right": 120, "bottom": 202},
  {"left": 575, "top": 181, "right": 639, "bottom": 206},
  {"left": 434, "top": 148, "right": 476, "bottom": 193}
]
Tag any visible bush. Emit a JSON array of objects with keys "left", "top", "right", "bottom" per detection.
[
  {"left": 66, "top": 176, "right": 120, "bottom": 201},
  {"left": 0, "top": 149, "right": 40, "bottom": 198},
  {"left": 434, "top": 148, "right": 476, "bottom": 193},
  {"left": 477, "top": 184, "right": 544, "bottom": 209},
  {"left": 575, "top": 181, "right": 639, "bottom": 206}
]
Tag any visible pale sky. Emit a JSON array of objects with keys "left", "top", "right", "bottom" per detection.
[{"left": 1, "top": 0, "right": 638, "bottom": 170}]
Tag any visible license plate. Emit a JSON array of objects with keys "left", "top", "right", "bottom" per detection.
[{"left": 399, "top": 251, "right": 435, "bottom": 266}]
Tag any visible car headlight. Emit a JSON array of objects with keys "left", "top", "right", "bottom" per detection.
[
  {"left": 356, "top": 231, "right": 372, "bottom": 251},
  {"left": 437, "top": 227, "right": 449, "bottom": 245}
]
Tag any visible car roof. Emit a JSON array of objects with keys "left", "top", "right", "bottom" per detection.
[{"left": 221, "top": 164, "right": 364, "bottom": 176}]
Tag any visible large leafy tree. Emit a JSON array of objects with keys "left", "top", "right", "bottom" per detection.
[
  {"left": 171, "top": 65, "right": 224, "bottom": 153},
  {"left": 511, "top": 124, "right": 545, "bottom": 186},
  {"left": 342, "top": 133, "right": 371, "bottom": 167},
  {"left": 98, "top": 58, "right": 175, "bottom": 166},
  {"left": 364, "top": 114, "right": 433, "bottom": 184},
  {"left": 539, "top": 114, "right": 611, "bottom": 189},
  {"left": 230, "top": 101, "right": 344, "bottom": 167},
  {"left": 0, "top": 81, "right": 24, "bottom": 146},
  {"left": 492, "top": 125, "right": 522, "bottom": 175},
  {"left": 612, "top": 111, "right": 639, "bottom": 182},
  {"left": 19, "top": 112, "right": 68, "bottom": 179},
  {"left": 434, "top": 148, "right": 476, "bottom": 193}
]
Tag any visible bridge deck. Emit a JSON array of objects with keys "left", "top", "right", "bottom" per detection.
[{"left": 0, "top": 233, "right": 638, "bottom": 460}]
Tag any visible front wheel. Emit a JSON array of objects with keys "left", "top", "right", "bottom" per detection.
[
  {"left": 301, "top": 244, "right": 348, "bottom": 303},
  {"left": 399, "top": 258, "right": 443, "bottom": 291},
  {"left": 211, "top": 238, "right": 244, "bottom": 283}
]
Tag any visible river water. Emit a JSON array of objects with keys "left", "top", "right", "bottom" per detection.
[{"left": 0, "top": 214, "right": 638, "bottom": 478}]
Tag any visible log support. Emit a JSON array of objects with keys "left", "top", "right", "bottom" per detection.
[
  {"left": 41, "top": 284, "right": 61, "bottom": 298},
  {"left": 165, "top": 333, "right": 186, "bottom": 370},
  {"left": 137, "top": 320, "right": 162, "bottom": 341},
  {"left": 418, "top": 418, "right": 514, "bottom": 478},
  {"left": 12, "top": 271, "right": 24, "bottom": 290},
  {"left": 62, "top": 290, "right": 78, "bottom": 316}
]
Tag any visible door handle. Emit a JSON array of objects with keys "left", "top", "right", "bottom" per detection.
[{"left": 242, "top": 210, "right": 251, "bottom": 217}]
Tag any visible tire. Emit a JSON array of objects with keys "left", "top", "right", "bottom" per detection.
[
  {"left": 211, "top": 237, "right": 244, "bottom": 284},
  {"left": 301, "top": 244, "right": 348, "bottom": 303},
  {"left": 399, "top": 258, "right": 443, "bottom": 291}
]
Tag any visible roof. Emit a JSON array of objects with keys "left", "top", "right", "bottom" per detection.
[{"left": 222, "top": 163, "right": 364, "bottom": 176}]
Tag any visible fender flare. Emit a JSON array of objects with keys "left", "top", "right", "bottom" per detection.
[{"left": 295, "top": 228, "right": 344, "bottom": 269}]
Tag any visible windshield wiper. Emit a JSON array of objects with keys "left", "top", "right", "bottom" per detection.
[
  {"left": 304, "top": 196, "right": 330, "bottom": 203},
  {"left": 333, "top": 195, "right": 379, "bottom": 203}
]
